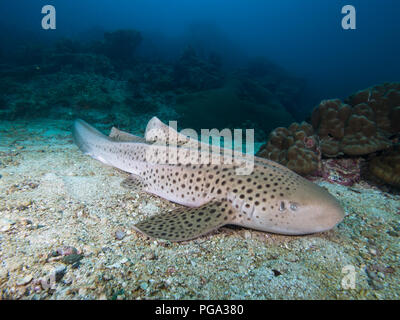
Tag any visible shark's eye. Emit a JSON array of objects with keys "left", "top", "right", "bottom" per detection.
[
  {"left": 279, "top": 201, "right": 286, "bottom": 212},
  {"left": 290, "top": 202, "right": 298, "bottom": 211}
]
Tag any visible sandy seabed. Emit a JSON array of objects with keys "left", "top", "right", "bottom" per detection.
[{"left": 0, "top": 119, "right": 399, "bottom": 300}]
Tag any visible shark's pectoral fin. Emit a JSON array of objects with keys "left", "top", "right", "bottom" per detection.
[
  {"left": 120, "top": 174, "right": 147, "bottom": 191},
  {"left": 133, "top": 199, "right": 236, "bottom": 241}
]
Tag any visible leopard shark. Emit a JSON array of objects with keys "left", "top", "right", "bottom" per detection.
[{"left": 72, "top": 117, "right": 344, "bottom": 241}]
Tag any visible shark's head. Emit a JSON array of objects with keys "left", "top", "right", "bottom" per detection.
[
  {"left": 279, "top": 179, "right": 345, "bottom": 234},
  {"left": 234, "top": 165, "right": 345, "bottom": 235}
]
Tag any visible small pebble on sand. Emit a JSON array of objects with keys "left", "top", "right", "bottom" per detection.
[
  {"left": 16, "top": 275, "right": 33, "bottom": 286},
  {"left": 115, "top": 230, "right": 126, "bottom": 240}
]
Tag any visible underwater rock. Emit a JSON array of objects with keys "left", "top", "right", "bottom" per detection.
[
  {"left": 245, "top": 56, "right": 291, "bottom": 80},
  {"left": 257, "top": 122, "right": 320, "bottom": 175},
  {"left": 0, "top": 64, "right": 44, "bottom": 84},
  {"left": 236, "top": 77, "right": 276, "bottom": 105},
  {"left": 115, "top": 230, "right": 126, "bottom": 240},
  {"left": 173, "top": 46, "right": 224, "bottom": 91},
  {"left": 1, "top": 99, "right": 48, "bottom": 120},
  {"left": 311, "top": 99, "right": 350, "bottom": 157},
  {"left": 257, "top": 82, "right": 399, "bottom": 180},
  {"left": 242, "top": 57, "right": 306, "bottom": 120},
  {"left": 369, "top": 149, "right": 400, "bottom": 187},
  {"left": 54, "top": 38, "right": 84, "bottom": 54},
  {"left": 13, "top": 43, "right": 47, "bottom": 66},
  {"left": 317, "top": 158, "right": 362, "bottom": 187},
  {"left": 174, "top": 78, "right": 294, "bottom": 132},
  {"left": 124, "top": 63, "right": 175, "bottom": 101},
  {"left": 346, "top": 82, "right": 400, "bottom": 135},
  {"left": 39, "top": 265, "right": 67, "bottom": 291},
  {"left": 87, "top": 29, "right": 142, "bottom": 64},
  {"left": 0, "top": 70, "right": 128, "bottom": 120},
  {"left": 0, "top": 95, "right": 6, "bottom": 110},
  {"left": 102, "top": 29, "right": 142, "bottom": 62},
  {"left": 125, "top": 96, "right": 160, "bottom": 115},
  {"left": 16, "top": 275, "right": 33, "bottom": 286},
  {"left": 0, "top": 218, "right": 16, "bottom": 232},
  {"left": 55, "top": 246, "right": 78, "bottom": 257},
  {"left": 62, "top": 254, "right": 84, "bottom": 265},
  {"left": 46, "top": 53, "right": 115, "bottom": 76},
  {"left": 53, "top": 265, "right": 67, "bottom": 282}
]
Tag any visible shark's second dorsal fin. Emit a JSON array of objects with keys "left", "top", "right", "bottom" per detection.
[
  {"left": 133, "top": 199, "right": 236, "bottom": 241},
  {"left": 109, "top": 127, "right": 148, "bottom": 143}
]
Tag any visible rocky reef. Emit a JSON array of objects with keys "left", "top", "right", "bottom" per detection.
[
  {"left": 173, "top": 46, "right": 224, "bottom": 91},
  {"left": 174, "top": 77, "right": 295, "bottom": 136},
  {"left": 1, "top": 28, "right": 398, "bottom": 189},
  {"left": 257, "top": 83, "right": 400, "bottom": 188},
  {"left": 312, "top": 83, "right": 400, "bottom": 157},
  {"left": 369, "top": 148, "right": 400, "bottom": 187},
  {"left": 257, "top": 122, "right": 320, "bottom": 175},
  {"left": 0, "top": 30, "right": 305, "bottom": 141}
]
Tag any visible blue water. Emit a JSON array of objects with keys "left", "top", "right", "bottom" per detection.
[
  {"left": 0, "top": 0, "right": 399, "bottom": 135},
  {"left": 1, "top": 0, "right": 399, "bottom": 100}
]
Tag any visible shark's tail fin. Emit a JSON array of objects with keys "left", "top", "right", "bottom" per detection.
[{"left": 73, "top": 119, "right": 110, "bottom": 160}]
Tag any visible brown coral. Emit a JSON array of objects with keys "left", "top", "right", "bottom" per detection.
[
  {"left": 311, "top": 99, "right": 351, "bottom": 157},
  {"left": 257, "top": 122, "right": 320, "bottom": 175},
  {"left": 256, "top": 83, "right": 400, "bottom": 178},
  {"left": 369, "top": 149, "right": 400, "bottom": 187},
  {"left": 341, "top": 114, "right": 391, "bottom": 155},
  {"left": 311, "top": 83, "right": 400, "bottom": 157},
  {"left": 346, "top": 82, "right": 400, "bottom": 135}
]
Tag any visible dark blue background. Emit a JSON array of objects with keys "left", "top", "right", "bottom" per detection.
[{"left": 0, "top": 0, "right": 399, "bottom": 102}]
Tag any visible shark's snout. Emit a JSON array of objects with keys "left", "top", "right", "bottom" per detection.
[
  {"left": 312, "top": 194, "right": 345, "bottom": 233},
  {"left": 284, "top": 180, "right": 345, "bottom": 235}
]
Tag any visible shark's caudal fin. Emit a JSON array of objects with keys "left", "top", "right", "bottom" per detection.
[{"left": 72, "top": 119, "right": 112, "bottom": 163}]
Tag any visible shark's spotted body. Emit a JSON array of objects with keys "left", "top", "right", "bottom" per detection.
[{"left": 73, "top": 118, "right": 344, "bottom": 241}]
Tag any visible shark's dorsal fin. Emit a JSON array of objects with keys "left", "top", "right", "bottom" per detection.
[
  {"left": 145, "top": 117, "right": 230, "bottom": 152},
  {"left": 144, "top": 117, "right": 293, "bottom": 172},
  {"left": 109, "top": 127, "right": 148, "bottom": 143},
  {"left": 133, "top": 199, "right": 236, "bottom": 241},
  {"left": 145, "top": 116, "right": 192, "bottom": 146}
]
